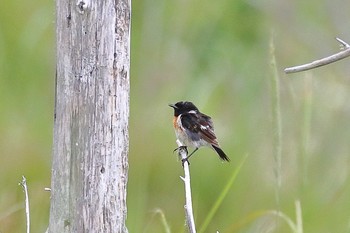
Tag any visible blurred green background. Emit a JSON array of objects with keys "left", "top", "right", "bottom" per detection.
[{"left": 1, "top": 0, "right": 350, "bottom": 232}]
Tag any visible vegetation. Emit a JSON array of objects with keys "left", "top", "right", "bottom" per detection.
[{"left": 1, "top": 0, "right": 350, "bottom": 232}]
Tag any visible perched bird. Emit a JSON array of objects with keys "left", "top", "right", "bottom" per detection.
[{"left": 169, "top": 101, "right": 229, "bottom": 162}]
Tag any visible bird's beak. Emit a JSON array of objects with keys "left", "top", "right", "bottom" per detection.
[{"left": 168, "top": 103, "right": 177, "bottom": 109}]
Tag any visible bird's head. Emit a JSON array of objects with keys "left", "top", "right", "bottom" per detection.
[{"left": 169, "top": 101, "right": 199, "bottom": 116}]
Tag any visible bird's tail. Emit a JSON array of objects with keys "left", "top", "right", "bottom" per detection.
[{"left": 212, "top": 145, "right": 230, "bottom": 162}]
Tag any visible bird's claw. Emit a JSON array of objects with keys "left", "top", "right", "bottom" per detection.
[
  {"left": 181, "top": 157, "right": 190, "bottom": 166},
  {"left": 173, "top": 146, "right": 190, "bottom": 166},
  {"left": 173, "top": 146, "right": 187, "bottom": 153}
]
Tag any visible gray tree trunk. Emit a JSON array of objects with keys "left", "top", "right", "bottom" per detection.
[{"left": 49, "top": 0, "right": 130, "bottom": 232}]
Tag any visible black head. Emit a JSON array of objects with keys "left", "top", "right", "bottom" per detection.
[{"left": 169, "top": 101, "right": 199, "bottom": 116}]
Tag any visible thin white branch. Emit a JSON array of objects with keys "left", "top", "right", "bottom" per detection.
[
  {"left": 284, "top": 38, "right": 350, "bottom": 74},
  {"left": 336, "top": 37, "right": 350, "bottom": 49},
  {"left": 19, "top": 176, "right": 30, "bottom": 233},
  {"left": 176, "top": 139, "right": 196, "bottom": 233}
]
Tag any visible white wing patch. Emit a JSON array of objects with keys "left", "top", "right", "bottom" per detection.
[{"left": 200, "top": 125, "right": 209, "bottom": 130}]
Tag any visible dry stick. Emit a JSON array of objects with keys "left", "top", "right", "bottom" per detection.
[
  {"left": 176, "top": 139, "right": 196, "bottom": 233},
  {"left": 284, "top": 38, "right": 350, "bottom": 74},
  {"left": 19, "top": 176, "right": 30, "bottom": 233}
]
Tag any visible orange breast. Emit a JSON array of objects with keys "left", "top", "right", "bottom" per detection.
[{"left": 173, "top": 116, "right": 178, "bottom": 129}]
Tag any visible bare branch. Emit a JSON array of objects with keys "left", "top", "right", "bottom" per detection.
[
  {"left": 284, "top": 38, "right": 350, "bottom": 74},
  {"left": 19, "top": 176, "right": 30, "bottom": 233},
  {"left": 335, "top": 37, "right": 350, "bottom": 48},
  {"left": 176, "top": 140, "right": 196, "bottom": 233}
]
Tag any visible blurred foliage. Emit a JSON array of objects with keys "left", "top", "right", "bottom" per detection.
[{"left": 1, "top": 0, "right": 350, "bottom": 232}]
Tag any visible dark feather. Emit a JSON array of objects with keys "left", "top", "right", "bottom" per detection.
[
  {"left": 170, "top": 101, "right": 230, "bottom": 162},
  {"left": 212, "top": 145, "right": 230, "bottom": 161},
  {"left": 181, "top": 112, "right": 219, "bottom": 146}
]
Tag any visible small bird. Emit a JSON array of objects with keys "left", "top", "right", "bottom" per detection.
[{"left": 169, "top": 101, "right": 229, "bottom": 162}]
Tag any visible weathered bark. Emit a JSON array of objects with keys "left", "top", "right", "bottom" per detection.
[{"left": 49, "top": 0, "right": 130, "bottom": 232}]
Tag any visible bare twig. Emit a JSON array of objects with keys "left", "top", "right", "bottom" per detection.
[
  {"left": 176, "top": 139, "right": 196, "bottom": 233},
  {"left": 284, "top": 38, "right": 350, "bottom": 73},
  {"left": 19, "top": 176, "right": 30, "bottom": 233},
  {"left": 336, "top": 37, "right": 350, "bottom": 49}
]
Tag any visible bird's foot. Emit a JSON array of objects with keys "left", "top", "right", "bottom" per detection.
[
  {"left": 173, "top": 145, "right": 187, "bottom": 154},
  {"left": 173, "top": 146, "right": 190, "bottom": 166},
  {"left": 181, "top": 157, "right": 190, "bottom": 166}
]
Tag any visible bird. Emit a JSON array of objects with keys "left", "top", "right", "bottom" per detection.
[{"left": 169, "top": 101, "right": 229, "bottom": 162}]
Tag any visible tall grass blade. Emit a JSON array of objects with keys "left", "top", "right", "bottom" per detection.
[
  {"left": 269, "top": 32, "right": 282, "bottom": 207},
  {"left": 227, "top": 207, "right": 302, "bottom": 233},
  {"left": 300, "top": 75, "right": 313, "bottom": 187},
  {"left": 154, "top": 208, "right": 171, "bottom": 233},
  {"left": 198, "top": 154, "right": 248, "bottom": 233},
  {"left": 295, "top": 200, "right": 303, "bottom": 233}
]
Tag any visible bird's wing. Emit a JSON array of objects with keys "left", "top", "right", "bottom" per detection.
[{"left": 180, "top": 112, "right": 219, "bottom": 146}]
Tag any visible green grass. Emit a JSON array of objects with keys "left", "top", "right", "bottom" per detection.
[
  {"left": 198, "top": 154, "right": 248, "bottom": 233},
  {"left": 225, "top": 200, "right": 303, "bottom": 233}
]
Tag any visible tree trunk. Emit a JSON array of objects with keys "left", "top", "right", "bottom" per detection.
[{"left": 49, "top": 0, "right": 130, "bottom": 232}]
